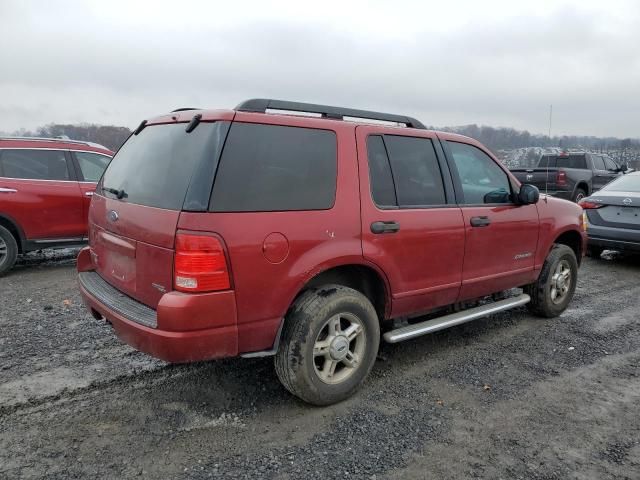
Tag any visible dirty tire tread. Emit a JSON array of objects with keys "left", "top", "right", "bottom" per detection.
[
  {"left": 274, "top": 285, "right": 380, "bottom": 406},
  {"left": 524, "top": 244, "right": 578, "bottom": 318},
  {"left": 0, "top": 225, "right": 18, "bottom": 276}
]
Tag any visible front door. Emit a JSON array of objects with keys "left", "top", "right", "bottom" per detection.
[
  {"left": 440, "top": 137, "right": 540, "bottom": 300},
  {"left": 357, "top": 126, "right": 465, "bottom": 318}
]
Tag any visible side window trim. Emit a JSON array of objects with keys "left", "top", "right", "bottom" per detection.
[{"left": 442, "top": 139, "right": 516, "bottom": 206}]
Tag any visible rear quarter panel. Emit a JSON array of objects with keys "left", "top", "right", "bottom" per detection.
[{"left": 177, "top": 113, "right": 366, "bottom": 354}]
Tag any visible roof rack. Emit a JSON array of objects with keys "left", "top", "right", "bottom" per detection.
[
  {"left": 0, "top": 136, "right": 109, "bottom": 150},
  {"left": 171, "top": 107, "right": 201, "bottom": 112},
  {"left": 236, "top": 99, "right": 427, "bottom": 130}
]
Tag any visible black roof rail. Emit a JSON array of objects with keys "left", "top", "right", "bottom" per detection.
[
  {"left": 171, "top": 107, "right": 201, "bottom": 112},
  {"left": 235, "top": 99, "right": 427, "bottom": 130}
]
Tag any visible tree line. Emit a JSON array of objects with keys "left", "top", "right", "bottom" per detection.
[{"left": 8, "top": 122, "right": 639, "bottom": 158}]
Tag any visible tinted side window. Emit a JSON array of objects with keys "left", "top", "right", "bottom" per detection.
[
  {"left": 367, "top": 135, "right": 397, "bottom": 207},
  {"left": 211, "top": 123, "right": 337, "bottom": 212},
  {"left": 75, "top": 152, "right": 111, "bottom": 182},
  {"left": 0, "top": 149, "right": 69, "bottom": 181},
  {"left": 603, "top": 157, "right": 618, "bottom": 171},
  {"left": 448, "top": 142, "right": 511, "bottom": 204},
  {"left": 383, "top": 135, "right": 446, "bottom": 206},
  {"left": 591, "top": 155, "right": 606, "bottom": 170}
]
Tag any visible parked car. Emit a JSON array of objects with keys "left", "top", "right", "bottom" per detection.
[
  {"left": 580, "top": 171, "right": 640, "bottom": 257},
  {"left": 0, "top": 137, "right": 113, "bottom": 275},
  {"left": 510, "top": 152, "right": 628, "bottom": 202},
  {"left": 77, "top": 99, "right": 586, "bottom": 405}
]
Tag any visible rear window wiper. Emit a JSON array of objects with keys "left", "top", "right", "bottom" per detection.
[{"left": 102, "top": 186, "right": 128, "bottom": 199}]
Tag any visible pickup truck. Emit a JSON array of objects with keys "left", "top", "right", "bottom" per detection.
[{"left": 510, "top": 152, "right": 628, "bottom": 202}]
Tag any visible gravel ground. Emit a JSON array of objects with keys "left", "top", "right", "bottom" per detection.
[{"left": 0, "top": 250, "right": 639, "bottom": 479}]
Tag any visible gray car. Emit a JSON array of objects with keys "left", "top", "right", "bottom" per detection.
[{"left": 581, "top": 171, "right": 640, "bottom": 257}]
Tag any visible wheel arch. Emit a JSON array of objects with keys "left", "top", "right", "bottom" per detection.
[
  {"left": 553, "top": 229, "right": 584, "bottom": 265},
  {"left": 574, "top": 181, "right": 589, "bottom": 197},
  {"left": 0, "top": 213, "right": 25, "bottom": 253},
  {"left": 287, "top": 262, "right": 392, "bottom": 323}
]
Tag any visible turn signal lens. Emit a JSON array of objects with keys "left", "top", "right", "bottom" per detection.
[{"left": 174, "top": 233, "right": 230, "bottom": 292}]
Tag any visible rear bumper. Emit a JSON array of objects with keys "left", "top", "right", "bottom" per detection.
[
  {"left": 77, "top": 248, "right": 238, "bottom": 363},
  {"left": 587, "top": 224, "right": 640, "bottom": 252}
]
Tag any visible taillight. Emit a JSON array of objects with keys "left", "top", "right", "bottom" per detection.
[
  {"left": 578, "top": 200, "right": 603, "bottom": 209},
  {"left": 556, "top": 170, "right": 567, "bottom": 186},
  {"left": 174, "top": 233, "right": 230, "bottom": 293}
]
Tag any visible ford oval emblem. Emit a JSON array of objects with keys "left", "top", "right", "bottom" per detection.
[
  {"left": 107, "top": 210, "right": 119, "bottom": 222},
  {"left": 623, "top": 198, "right": 632, "bottom": 205}
]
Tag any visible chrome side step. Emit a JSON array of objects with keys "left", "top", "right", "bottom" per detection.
[{"left": 383, "top": 294, "right": 531, "bottom": 343}]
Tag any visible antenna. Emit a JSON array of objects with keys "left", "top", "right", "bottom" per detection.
[{"left": 544, "top": 104, "right": 553, "bottom": 201}]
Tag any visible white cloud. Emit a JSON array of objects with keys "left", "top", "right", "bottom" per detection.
[{"left": 1, "top": 0, "right": 638, "bottom": 137}]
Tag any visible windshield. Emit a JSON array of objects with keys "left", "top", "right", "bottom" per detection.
[
  {"left": 602, "top": 174, "right": 640, "bottom": 193},
  {"left": 99, "top": 122, "right": 223, "bottom": 210}
]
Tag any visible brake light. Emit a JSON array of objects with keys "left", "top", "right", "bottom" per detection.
[
  {"left": 578, "top": 200, "right": 603, "bottom": 209},
  {"left": 174, "top": 233, "right": 230, "bottom": 292},
  {"left": 556, "top": 170, "right": 567, "bottom": 186}
]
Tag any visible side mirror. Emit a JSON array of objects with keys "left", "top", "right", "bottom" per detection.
[
  {"left": 620, "top": 164, "right": 628, "bottom": 173},
  {"left": 518, "top": 184, "right": 540, "bottom": 205}
]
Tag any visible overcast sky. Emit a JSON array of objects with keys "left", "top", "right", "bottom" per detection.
[{"left": 1, "top": 0, "right": 639, "bottom": 138}]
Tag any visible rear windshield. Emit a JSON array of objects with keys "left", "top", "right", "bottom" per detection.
[
  {"left": 99, "top": 122, "right": 223, "bottom": 210},
  {"left": 602, "top": 174, "right": 640, "bottom": 193},
  {"left": 538, "top": 155, "right": 587, "bottom": 169}
]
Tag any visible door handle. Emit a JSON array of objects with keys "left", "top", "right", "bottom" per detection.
[
  {"left": 371, "top": 221, "right": 400, "bottom": 234},
  {"left": 85, "top": 191, "right": 94, "bottom": 197},
  {"left": 0, "top": 187, "right": 17, "bottom": 193},
  {"left": 470, "top": 216, "right": 491, "bottom": 227}
]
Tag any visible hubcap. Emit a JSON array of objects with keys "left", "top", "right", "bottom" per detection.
[
  {"left": 0, "top": 237, "right": 7, "bottom": 265},
  {"left": 550, "top": 259, "right": 572, "bottom": 304},
  {"left": 313, "top": 312, "right": 366, "bottom": 385}
]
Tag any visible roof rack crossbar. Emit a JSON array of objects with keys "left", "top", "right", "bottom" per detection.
[
  {"left": 171, "top": 107, "right": 201, "bottom": 112},
  {"left": 235, "top": 99, "right": 427, "bottom": 130},
  {"left": 0, "top": 136, "right": 108, "bottom": 150}
]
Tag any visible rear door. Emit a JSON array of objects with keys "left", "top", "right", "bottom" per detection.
[
  {"left": 0, "top": 148, "right": 84, "bottom": 240},
  {"left": 357, "top": 126, "right": 465, "bottom": 317},
  {"left": 71, "top": 151, "right": 112, "bottom": 223},
  {"left": 441, "top": 137, "right": 540, "bottom": 300}
]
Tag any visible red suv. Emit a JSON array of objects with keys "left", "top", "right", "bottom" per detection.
[
  {"left": 77, "top": 99, "right": 586, "bottom": 405},
  {"left": 0, "top": 137, "right": 113, "bottom": 275}
]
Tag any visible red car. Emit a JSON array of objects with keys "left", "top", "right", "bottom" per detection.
[
  {"left": 0, "top": 137, "right": 113, "bottom": 275},
  {"left": 77, "top": 99, "right": 586, "bottom": 405}
]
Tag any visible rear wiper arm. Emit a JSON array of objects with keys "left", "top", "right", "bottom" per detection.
[{"left": 102, "top": 186, "right": 128, "bottom": 199}]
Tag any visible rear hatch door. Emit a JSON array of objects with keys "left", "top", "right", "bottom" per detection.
[{"left": 89, "top": 113, "right": 232, "bottom": 308}]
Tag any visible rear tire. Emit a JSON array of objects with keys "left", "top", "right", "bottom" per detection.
[
  {"left": 274, "top": 285, "right": 380, "bottom": 406},
  {"left": 586, "top": 246, "right": 604, "bottom": 258},
  {"left": 524, "top": 244, "right": 578, "bottom": 318},
  {"left": 572, "top": 188, "right": 587, "bottom": 203},
  {"left": 0, "top": 225, "right": 18, "bottom": 276}
]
